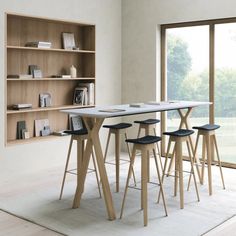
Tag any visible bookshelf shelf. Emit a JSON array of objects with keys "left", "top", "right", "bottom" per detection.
[
  {"left": 7, "top": 46, "right": 96, "bottom": 54},
  {"left": 5, "top": 13, "right": 96, "bottom": 145},
  {"left": 7, "top": 77, "right": 95, "bottom": 81},
  {"left": 7, "top": 104, "right": 94, "bottom": 114}
]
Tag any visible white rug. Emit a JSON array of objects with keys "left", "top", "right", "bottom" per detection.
[{"left": 0, "top": 155, "right": 235, "bottom": 236}]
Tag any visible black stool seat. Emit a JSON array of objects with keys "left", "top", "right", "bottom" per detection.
[
  {"left": 134, "top": 119, "right": 160, "bottom": 125},
  {"left": 103, "top": 123, "right": 132, "bottom": 130},
  {"left": 64, "top": 129, "right": 88, "bottom": 136},
  {"left": 163, "top": 129, "right": 194, "bottom": 137},
  {"left": 126, "top": 135, "right": 161, "bottom": 145},
  {"left": 192, "top": 124, "right": 220, "bottom": 131}
]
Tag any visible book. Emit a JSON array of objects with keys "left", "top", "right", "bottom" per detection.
[
  {"left": 7, "top": 74, "right": 33, "bottom": 79},
  {"left": 25, "top": 41, "right": 52, "bottom": 48},
  {"left": 52, "top": 130, "right": 70, "bottom": 136},
  {"left": 62, "top": 75, "right": 72, "bottom": 78},
  {"left": 129, "top": 103, "right": 145, "bottom": 108},
  {"left": 12, "top": 103, "right": 32, "bottom": 110},
  {"left": 78, "top": 83, "right": 95, "bottom": 105},
  {"left": 17, "top": 121, "right": 26, "bottom": 139}
]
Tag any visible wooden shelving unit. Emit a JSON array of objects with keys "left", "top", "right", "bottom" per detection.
[{"left": 5, "top": 13, "right": 96, "bottom": 145}]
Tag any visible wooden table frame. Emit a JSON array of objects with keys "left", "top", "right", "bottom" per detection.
[{"left": 62, "top": 101, "right": 210, "bottom": 220}]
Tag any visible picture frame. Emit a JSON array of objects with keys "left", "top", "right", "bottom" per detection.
[
  {"left": 34, "top": 119, "right": 50, "bottom": 137},
  {"left": 73, "top": 87, "right": 87, "bottom": 105},
  {"left": 33, "top": 69, "right": 43, "bottom": 78},
  {"left": 62, "top": 32, "right": 75, "bottom": 50},
  {"left": 70, "top": 115, "right": 84, "bottom": 131}
]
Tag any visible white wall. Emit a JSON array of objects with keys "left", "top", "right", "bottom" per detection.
[
  {"left": 121, "top": 0, "right": 236, "bottom": 138},
  {"left": 0, "top": 0, "right": 121, "bottom": 177}
]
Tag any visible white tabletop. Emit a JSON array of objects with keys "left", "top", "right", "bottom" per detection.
[{"left": 61, "top": 101, "right": 211, "bottom": 118}]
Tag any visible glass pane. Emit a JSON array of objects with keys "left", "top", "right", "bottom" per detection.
[
  {"left": 166, "top": 26, "right": 209, "bottom": 154},
  {"left": 215, "top": 23, "right": 236, "bottom": 164}
]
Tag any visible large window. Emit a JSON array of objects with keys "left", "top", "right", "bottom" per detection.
[{"left": 161, "top": 19, "right": 236, "bottom": 167}]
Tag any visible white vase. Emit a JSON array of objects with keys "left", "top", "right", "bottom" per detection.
[{"left": 70, "top": 65, "right": 77, "bottom": 78}]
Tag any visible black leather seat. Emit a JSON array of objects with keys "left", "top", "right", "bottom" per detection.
[
  {"left": 126, "top": 135, "right": 161, "bottom": 145},
  {"left": 134, "top": 119, "right": 160, "bottom": 125},
  {"left": 64, "top": 129, "right": 88, "bottom": 136},
  {"left": 163, "top": 129, "right": 194, "bottom": 137},
  {"left": 103, "top": 123, "right": 132, "bottom": 130},
  {"left": 192, "top": 124, "right": 220, "bottom": 131}
]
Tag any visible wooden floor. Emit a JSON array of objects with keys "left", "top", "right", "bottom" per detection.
[{"left": 0, "top": 210, "right": 64, "bottom": 236}]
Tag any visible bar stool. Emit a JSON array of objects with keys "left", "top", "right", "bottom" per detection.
[
  {"left": 59, "top": 129, "right": 102, "bottom": 200},
  {"left": 159, "top": 129, "right": 200, "bottom": 209},
  {"left": 103, "top": 123, "right": 136, "bottom": 192},
  {"left": 134, "top": 119, "right": 163, "bottom": 179},
  {"left": 120, "top": 135, "right": 168, "bottom": 226},
  {"left": 190, "top": 124, "right": 225, "bottom": 195}
]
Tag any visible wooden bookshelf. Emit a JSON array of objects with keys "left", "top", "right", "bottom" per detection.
[{"left": 5, "top": 13, "right": 96, "bottom": 145}]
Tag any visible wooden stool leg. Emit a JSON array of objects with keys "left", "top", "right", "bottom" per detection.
[
  {"left": 154, "top": 128, "right": 164, "bottom": 172},
  {"left": 137, "top": 126, "right": 141, "bottom": 138},
  {"left": 201, "top": 135, "right": 206, "bottom": 185},
  {"left": 176, "top": 140, "right": 184, "bottom": 209},
  {"left": 91, "top": 148, "right": 102, "bottom": 198},
  {"left": 125, "top": 132, "right": 137, "bottom": 186},
  {"left": 141, "top": 148, "right": 148, "bottom": 226},
  {"left": 153, "top": 149, "right": 168, "bottom": 216},
  {"left": 167, "top": 143, "right": 176, "bottom": 176},
  {"left": 120, "top": 147, "right": 137, "bottom": 219},
  {"left": 213, "top": 135, "right": 226, "bottom": 189},
  {"left": 115, "top": 130, "right": 120, "bottom": 192},
  {"left": 59, "top": 136, "right": 73, "bottom": 200},
  {"left": 157, "top": 138, "right": 171, "bottom": 203},
  {"left": 144, "top": 126, "right": 150, "bottom": 183},
  {"left": 174, "top": 145, "right": 179, "bottom": 197},
  {"left": 104, "top": 130, "right": 111, "bottom": 163},
  {"left": 187, "top": 138, "right": 200, "bottom": 202},
  {"left": 187, "top": 132, "right": 200, "bottom": 191},
  {"left": 205, "top": 134, "right": 212, "bottom": 195}
]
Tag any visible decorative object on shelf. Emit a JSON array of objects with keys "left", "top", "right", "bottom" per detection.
[
  {"left": 16, "top": 120, "right": 26, "bottom": 139},
  {"left": 62, "top": 32, "right": 75, "bottom": 50},
  {"left": 34, "top": 119, "right": 50, "bottom": 137},
  {"left": 51, "top": 75, "right": 62, "bottom": 78},
  {"left": 70, "top": 65, "right": 77, "bottom": 78},
  {"left": 73, "top": 87, "right": 87, "bottom": 105},
  {"left": 33, "top": 69, "right": 43, "bottom": 78},
  {"left": 28, "top": 65, "right": 38, "bottom": 75},
  {"left": 25, "top": 41, "right": 52, "bottom": 48},
  {"left": 39, "top": 93, "right": 52, "bottom": 107},
  {"left": 12, "top": 103, "right": 32, "bottom": 110},
  {"left": 7, "top": 74, "right": 33, "bottom": 79},
  {"left": 78, "top": 83, "right": 95, "bottom": 105}
]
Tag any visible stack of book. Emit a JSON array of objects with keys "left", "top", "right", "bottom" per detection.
[
  {"left": 25, "top": 41, "right": 52, "bottom": 48},
  {"left": 12, "top": 103, "right": 32, "bottom": 110}
]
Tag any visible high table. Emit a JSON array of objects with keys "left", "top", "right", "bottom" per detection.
[{"left": 62, "top": 101, "right": 210, "bottom": 220}]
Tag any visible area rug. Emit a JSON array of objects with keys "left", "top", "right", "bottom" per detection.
[{"left": 0, "top": 157, "right": 235, "bottom": 236}]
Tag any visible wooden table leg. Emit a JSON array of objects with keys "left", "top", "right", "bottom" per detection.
[
  {"left": 178, "top": 108, "right": 201, "bottom": 182},
  {"left": 83, "top": 117, "right": 116, "bottom": 220}
]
